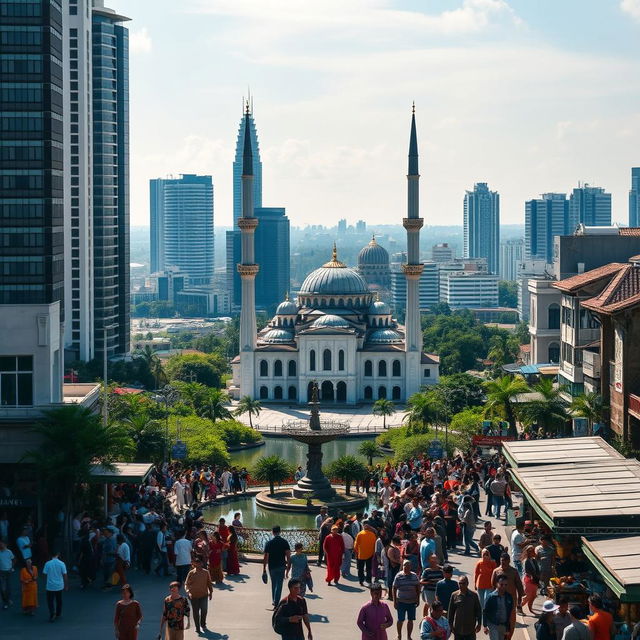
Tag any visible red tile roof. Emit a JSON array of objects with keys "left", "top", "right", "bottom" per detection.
[
  {"left": 618, "top": 228, "right": 640, "bottom": 236},
  {"left": 582, "top": 263, "right": 640, "bottom": 314},
  {"left": 553, "top": 263, "right": 624, "bottom": 292}
]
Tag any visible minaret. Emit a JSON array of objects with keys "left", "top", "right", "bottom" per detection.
[
  {"left": 237, "top": 102, "right": 259, "bottom": 397},
  {"left": 403, "top": 103, "right": 424, "bottom": 397}
]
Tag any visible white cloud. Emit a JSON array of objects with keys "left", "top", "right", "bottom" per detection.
[
  {"left": 129, "top": 27, "right": 152, "bottom": 54},
  {"left": 621, "top": 0, "right": 640, "bottom": 21}
]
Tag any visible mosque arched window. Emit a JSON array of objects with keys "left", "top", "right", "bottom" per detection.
[
  {"left": 259, "top": 360, "right": 268, "bottom": 377},
  {"left": 364, "top": 360, "right": 372, "bottom": 377},
  {"left": 338, "top": 349, "right": 345, "bottom": 371},
  {"left": 323, "top": 349, "right": 332, "bottom": 371},
  {"left": 378, "top": 360, "right": 387, "bottom": 377},
  {"left": 364, "top": 386, "right": 373, "bottom": 400},
  {"left": 259, "top": 386, "right": 268, "bottom": 399},
  {"left": 274, "top": 360, "right": 283, "bottom": 377},
  {"left": 288, "top": 360, "right": 297, "bottom": 377},
  {"left": 274, "top": 386, "right": 283, "bottom": 400},
  {"left": 392, "top": 360, "right": 401, "bottom": 377},
  {"left": 309, "top": 349, "right": 316, "bottom": 371}
]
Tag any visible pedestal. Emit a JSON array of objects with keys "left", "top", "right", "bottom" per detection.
[{"left": 291, "top": 441, "right": 336, "bottom": 499}]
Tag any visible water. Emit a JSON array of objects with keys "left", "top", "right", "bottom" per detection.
[{"left": 202, "top": 436, "right": 381, "bottom": 529}]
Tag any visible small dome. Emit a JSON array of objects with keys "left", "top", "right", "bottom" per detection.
[
  {"left": 312, "top": 314, "right": 350, "bottom": 329},
  {"left": 358, "top": 235, "right": 389, "bottom": 266},
  {"left": 299, "top": 245, "right": 369, "bottom": 297},
  {"left": 367, "top": 328, "right": 403, "bottom": 344},
  {"left": 276, "top": 296, "right": 297, "bottom": 315},
  {"left": 261, "top": 328, "right": 294, "bottom": 344},
  {"left": 368, "top": 299, "right": 390, "bottom": 315}
]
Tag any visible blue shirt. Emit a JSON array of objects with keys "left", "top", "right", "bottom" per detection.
[
  {"left": 43, "top": 558, "right": 67, "bottom": 591},
  {"left": 420, "top": 537, "right": 436, "bottom": 568},
  {"left": 408, "top": 506, "right": 423, "bottom": 530}
]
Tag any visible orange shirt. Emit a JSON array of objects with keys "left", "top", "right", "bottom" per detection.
[
  {"left": 474, "top": 558, "right": 497, "bottom": 590},
  {"left": 354, "top": 529, "right": 377, "bottom": 560},
  {"left": 588, "top": 610, "right": 613, "bottom": 640}
]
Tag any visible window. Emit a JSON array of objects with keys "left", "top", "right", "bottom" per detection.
[
  {"left": 288, "top": 360, "right": 296, "bottom": 377},
  {"left": 288, "top": 386, "right": 297, "bottom": 401},
  {"left": 274, "top": 386, "right": 283, "bottom": 400},
  {"left": 259, "top": 360, "right": 268, "bottom": 377},
  {"left": 338, "top": 349, "right": 345, "bottom": 371},
  {"left": 274, "top": 360, "right": 283, "bottom": 377},
  {"left": 392, "top": 360, "right": 401, "bottom": 377},
  {"left": 0, "top": 355, "right": 33, "bottom": 406},
  {"left": 309, "top": 349, "right": 316, "bottom": 371},
  {"left": 259, "top": 386, "right": 268, "bottom": 400},
  {"left": 364, "top": 386, "right": 373, "bottom": 400},
  {"left": 424, "top": 368, "right": 431, "bottom": 378},
  {"left": 392, "top": 386, "right": 401, "bottom": 400},
  {"left": 548, "top": 342, "right": 560, "bottom": 364},
  {"left": 378, "top": 360, "right": 387, "bottom": 377},
  {"left": 548, "top": 304, "right": 560, "bottom": 330},
  {"left": 323, "top": 349, "right": 332, "bottom": 371},
  {"left": 378, "top": 386, "right": 387, "bottom": 399},
  {"left": 364, "top": 360, "right": 372, "bottom": 377}
]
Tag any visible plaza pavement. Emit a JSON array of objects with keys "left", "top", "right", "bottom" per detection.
[
  {"left": 2, "top": 497, "right": 541, "bottom": 640},
  {"left": 235, "top": 403, "right": 406, "bottom": 433}
]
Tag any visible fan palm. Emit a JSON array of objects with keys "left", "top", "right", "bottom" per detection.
[
  {"left": 358, "top": 440, "right": 381, "bottom": 466},
  {"left": 123, "top": 413, "right": 167, "bottom": 463},
  {"left": 372, "top": 398, "right": 396, "bottom": 429},
  {"left": 327, "top": 455, "right": 368, "bottom": 495},
  {"left": 519, "top": 377, "right": 570, "bottom": 434},
  {"left": 571, "top": 392, "right": 607, "bottom": 436},
  {"left": 252, "top": 455, "right": 294, "bottom": 495},
  {"left": 483, "top": 375, "right": 530, "bottom": 437},
  {"left": 234, "top": 396, "right": 262, "bottom": 429}
]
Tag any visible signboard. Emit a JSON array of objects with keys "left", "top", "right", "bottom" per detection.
[
  {"left": 472, "top": 435, "right": 515, "bottom": 447},
  {"left": 0, "top": 496, "right": 36, "bottom": 508},
  {"left": 482, "top": 420, "right": 493, "bottom": 435},
  {"left": 171, "top": 440, "right": 187, "bottom": 460},
  {"left": 428, "top": 439, "right": 444, "bottom": 459}
]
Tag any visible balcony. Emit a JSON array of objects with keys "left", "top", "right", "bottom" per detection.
[
  {"left": 629, "top": 394, "right": 640, "bottom": 420},
  {"left": 582, "top": 351, "right": 601, "bottom": 380}
]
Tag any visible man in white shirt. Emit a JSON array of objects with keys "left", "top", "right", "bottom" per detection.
[
  {"left": 340, "top": 527, "right": 354, "bottom": 578},
  {"left": 43, "top": 551, "right": 68, "bottom": 622},
  {"left": 315, "top": 506, "right": 328, "bottom": 529},
  {"left": 17, "top": 528, "right": 32, "bottom": 565},
  {"left": 174, "top": 529, "right": 193, "bottom": 586},
  {"left": 0, "top": 540, "right": 15, "bottom": 609},
  {"left": 510, "top": 522, "right": 525, "bottom": 576}
]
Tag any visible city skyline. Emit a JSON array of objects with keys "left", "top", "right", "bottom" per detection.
[{"left": 110, "top": 0, "right": 640, "bottom": 228}]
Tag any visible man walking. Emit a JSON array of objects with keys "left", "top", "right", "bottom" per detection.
[
  {"left": 156, "top": 522, "right": 170, "bottom": 577},
  {"left": 448, "top": 575, "right": 482, "bottom": 640},
  {"left": 174, "top": 530, "right": 193, "bottom": 586},
  {"left": 43, "top": 550, "right": 68, "bottom": 623},
  {"left": 491, "top": 553, "right": 523, "bottom": 628},
  {"left": 357, "top": 583, "right": 394, "bottom": 639},
  {"left": 354, "top": 524, "right": 377, "bottom": 586},
  {"left": 185, "top": 558, "right": 213, "bottom": 634},
  {"left": 482, "top": 576, "right": 513, "bottom": 640},
  {"left": 561, "top": 605, "right": 592, "bottom": 640},
  {"left": 461, "top": 497, "right": 479, "bottom": 556},
  {"left": 489, "top": 474, "right": 507, "bottom": 520},
  {"left": 101, "top": 528, "right": 117, "bottom": 589},
  {"left": 0, "top": 540, "right": 15, "bottom": 609},
  {"left": 315, "top": 507, "right": 328, "bottom": 566},
  {"left": 536, "top": 535, "right": 556, "bottom": 596},
  {"left": 273, "top": 578, "right": 312, "bottom": 640},
  {"left": 263, "top": 525, "right": 291, "bottom": 609},
  {"left": 392, "top": 559, "right": 420, "bottom": 640}
]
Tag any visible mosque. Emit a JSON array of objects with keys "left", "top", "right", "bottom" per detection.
[{"left": 228, "top": 107, "right": 439, "bottom": 405}]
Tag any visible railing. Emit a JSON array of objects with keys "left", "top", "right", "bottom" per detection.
[
  {"left": 629, "top": 393, "right": 640, "bottom": 418},
  {"left": 256, "top": 422, "right": 402, "bottom": 434},
  {"left": 203, "top": 522, "right": 319, "bottom": 554}
]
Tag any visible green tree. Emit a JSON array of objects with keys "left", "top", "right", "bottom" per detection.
[
  {"left": 173, "top": 381, "right": 208, "bottom": 410},
  {"left": 487, "top": 334, "right": 520, "bottom": 376},
  {"left": 213, "top": 420, "right": 262, "bottom": 446},
  {"left": 498, "top": 280, "right": 518, "bottom": 308},
  {"left": 22, "top": 405, "right": 133, "bottom": 556},
  {"left": 519, "top": 378, "right": 570, "bottom": 434},
  {"left": 197, "top": 388, "right": 232, "bottom": 422},
  {"left": 123, "top": 413, "right": 168, "bottom": 463},
  {"left": 165, "top": 352, "right": 228, "bottom": 387},
  {"left": 515, "top": 322, "right": 530, "bottom": 345},
  {"left": 434, "top": 373, "right": 485, "bottom": 415},
  {"left": 372, "top": 398, "right": 396, "bottom": 429},
  {"left": 450, "top": 406, "right": 485, "bottom": 449},
  {"left": 483, "top": 375, "right": 530, "bottom": 437},
  {"left": 136, "top": 345, "right": 166, "bottom": 389},
  {"left": 234, "top": 396, "right": 262, "bottom": 429},
  {"left": 327, "top": 455, "right": 368, "bottom": 495},
  {"left": 358, "top": 440, "right": 382, "bottom": 466},
  {"left": 571, "top": 392, "right": 607, "bottom": 436},
  {"left": 252, "top": 455, "right": 294, "bottom": 495}
]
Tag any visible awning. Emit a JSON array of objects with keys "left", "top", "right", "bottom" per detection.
[
  {"left": 511, "top": 458, "right": 640, "bottom": 534},
  {"left": 89, "top": 462, "right": 154, "bottom": 484},
  {"left": 503, "top": 436, "right": 624, "bottom": 469},
  {"left": 581, "top": 536, "right": 640, "bottom": 602}
]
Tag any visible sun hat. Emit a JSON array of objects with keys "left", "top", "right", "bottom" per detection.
[{"left": 542, "top": 600, "right": 559, "bottom": 613}]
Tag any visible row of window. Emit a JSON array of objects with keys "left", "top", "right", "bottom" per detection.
[
  {"left": 308, "top": 349, "right": 345, "bottom": 372},
  {"left": 255, "top": 383, "right": 403, "bottom": 402},
  {"left": 259, "top": 359, "right": 296, "bottom": 377},
  {"left": 0, "top": 27, "right": 43, "bottom": 46},
  {"left": 1, "top": 3, "right": 43, "bottom": 18},
  {"left": 258, "top": 356, "right": 405, "bottom": 377}
]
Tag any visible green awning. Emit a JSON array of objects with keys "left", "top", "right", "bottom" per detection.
[{"left": 89, "top": 462, "right": 154, "bottom": 484}]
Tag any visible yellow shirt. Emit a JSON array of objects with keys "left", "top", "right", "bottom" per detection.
[{"left": 354, "top": 529, "right": 376, "bottom": 560}]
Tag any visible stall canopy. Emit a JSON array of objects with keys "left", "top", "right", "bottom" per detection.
[
  {"left": 89, "top": 462, "right": 154, "bottom": 484},
  {"left": 581, "top": 536, "right": 640, "bottom": 602},
  {"left": 510, "top": 458, "right": 640, "bottom": 534},
  {"left": 503, "top": 436, "right": 624, "bottom": 469}
]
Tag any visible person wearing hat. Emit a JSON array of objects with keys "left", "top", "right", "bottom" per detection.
[
  {"left": 536, "top": 601, "right": 559, "bottom": 640},
  {"left": 393, "top": 560, "right": 420, "bottom": 640},
  {"left": 322, "top": 525, "right": 345, "bottom": 586},
  {"left": 356, "top": 582, "right": 394, "bottom": 640}
]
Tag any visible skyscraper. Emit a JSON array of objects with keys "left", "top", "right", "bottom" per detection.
[
  {"left": 228, "top": 105, "right": 263, "bottom": 306},
  {"left": 569, "top": 184, "right": 611, "bottom": 228},
  {"left": 499, "top": 239, "right": 524, "bottom": 281},
  {"left": 524, "top": 193, "right": 569, "bottom": 264},
  {"left": 463, "top": 183, "right": 500, "bottom": 275},
  {"left": 0, "top": 0, "right": 66, "bottom": 403},
  {"left": 254, "top": 207, "right": 290, "bottom": 310},
  {"left": 150, "top": 174, "right": 214, "bottom": 285},
  {"left": 630, "top": 168, "right": 640, "bottom": 228},
  {"left": 92, "top": 1, "right": 130, "bottom": 357}
]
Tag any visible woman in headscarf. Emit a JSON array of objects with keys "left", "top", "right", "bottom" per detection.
[{"left": 323, "top": 525, "right": 345, "bottom": 586}]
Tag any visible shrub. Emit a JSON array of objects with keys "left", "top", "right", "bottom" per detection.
[{"left": 213, "top": 419, "right": 262, "bottom": 446}]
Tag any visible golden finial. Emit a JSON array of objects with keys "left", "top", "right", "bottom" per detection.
[
  {"left": 322, "top": 242, "right": 346, "bottom": 268},
  {"left": 245, "top": 99, "right": 250, "bottom": 115},
  {"left": 332, "top": 242, "right": 337, "bottom": 261},
  {"left": 375, "top": 291, "right": 381, "bottom": 302},
  {"left": 285, "top": 291, "right": 289, "bottom": 301}
]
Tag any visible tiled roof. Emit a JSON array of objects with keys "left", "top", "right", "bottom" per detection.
[
  {"left": 421, "top": 352, "right": 440, "bottom": 364},
  {"left": 553, "top": 263, "right": 623, "bottom": 292},
  {"left": 618, "top": 228, "right": 640, "bottom": 236},
  {"left": 582, "top": 263, "right": 640, "bottom": 314}
]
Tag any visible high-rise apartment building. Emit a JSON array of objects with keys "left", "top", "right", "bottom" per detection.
[
  {"left": 254, "top": 207, "right": 290, "bottom": 310},
  {"left": 463, "top": 182, "right": 500, "bottom": 274},
  {"left": 441, "top": 272, "right": 499, "bottom": 309},
  {"left": 431, "top": 243, "right": 454, "bottom": 263},
  {"left": 390, "top": 262, "right": 438, "bottom": 312},
  {"left": 524, "top": 193, "right": 569, "bottom": 264},
  {"left": 92, "top": 1, "right": 130, "bottom": 357},
  {"left": 630, "top": 168, "right": 640, "bottom": 228},
  {"left": 499, "top": 239, "right": 524, "bottom": 281},
  {"left": 569, "top": 184, "right": 611, "bottom": 228},
  {"left": 150, "top": 174, "right": 214, "bottom": 285}
]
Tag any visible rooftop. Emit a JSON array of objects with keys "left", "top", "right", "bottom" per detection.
[
  {"left": 553, "top": 262, "right": 624, "bottom": 293},
  {"left": 582, "top": 262, "right": 640, "bottom": 315}
]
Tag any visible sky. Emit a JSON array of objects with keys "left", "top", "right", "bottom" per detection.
[{"left": 111, "top": 0, "right": 640, "bottom": 228}]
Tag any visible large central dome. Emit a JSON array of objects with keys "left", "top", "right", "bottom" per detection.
[{"left": 299, "top": 245, "right": 369, "bottom": 296}]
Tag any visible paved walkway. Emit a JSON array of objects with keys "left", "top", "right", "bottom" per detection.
[
  {"left": 2, "top": 497, "right": 542, "bottom": 640},
  {"left": 235, "top": 404, "right": 406, "bottom": 434}
]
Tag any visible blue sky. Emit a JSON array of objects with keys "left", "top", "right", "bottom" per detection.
[{"left": 112, "top": 0, "right": 640, "bottom": 228}]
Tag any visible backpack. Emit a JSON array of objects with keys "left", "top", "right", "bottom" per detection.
[{"left": 272, "top": 601, "right": 287, "bottom": 635}]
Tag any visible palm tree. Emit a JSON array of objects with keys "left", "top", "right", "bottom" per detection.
[
  {"left": 519, "top": 377, "right": 570, "bottom": 434},
  {"left": 571, "top": 392, "right": 607, "bottom": 436},
  {"left": 372, "top": 398, "right": 396, "bottom": 429},
  {"left": 123, "top": 413, "right": 167, "bottom": 463},
  {"left": 234, "top": 396, "right": 262, "bottom": 429},
  {"left": 403, "top": 391, "right": 442, "bottom": 435},
  {"left": 358, "top": 440, "right": 381, "bottom": 466},
  {"left": 22, "top": 405, "right": 133, "bottom": 557},
  {"left": 487, "top": 334, "right": 519, "bottom": 377},
  {"left": 198, "top": 388, "right": 232, "bottom": 423},
  {"left": 327, "top": 455, "right": 368, "bottom": 495},
  {"left": 252, "top": 455, "right": 294, "bottom": 495},
  {"left": 173, "top": 381, "right": 207, "bottom": 410},
  {"left": 483, "top": 375, "right": 530, "bottom": 437},
  {"left": 137, "top": 345, "right": 166, "bottom": 389}
]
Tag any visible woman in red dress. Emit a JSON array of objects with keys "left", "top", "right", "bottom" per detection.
[
  {"left": 113, "top": 584, "right": 143, "bottom": 640},
  {"left": 322, "top": 525, "right": 345, "bottom": 585},
  {"left": 226, "top": 525, "right": 240, "bottom": 575},
  {"left": 208, "top": 532, "right": 226, "bottom": 584}
]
